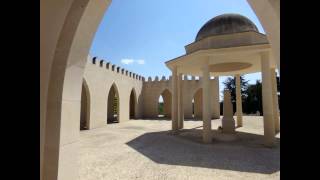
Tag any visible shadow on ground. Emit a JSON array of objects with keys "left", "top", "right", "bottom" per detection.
[
  {"left": 132, "top": 118, "right": 221, "bottom": 121},
  {"left": 126, "top": 129, "right": 280, "bottom": 174}
]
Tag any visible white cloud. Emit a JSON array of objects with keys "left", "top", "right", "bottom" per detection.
[
  {"left": 120, "top": 58, "right": 145, "bottom": 65},
  {"left": 137, "top": 59, "right": 145, "bottom": 65},
  {"left": 121, "top": 59, "right": 134, "bottom": 65}
]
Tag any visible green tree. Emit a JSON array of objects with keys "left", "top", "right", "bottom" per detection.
[
  {"left": 222, "top": 75, "right": 249, "bottom": 113},
  {"left": 222, "top": 75, "right": 249, "bottom": 101},
  {"left": 158, "top": 102, "right": 164, "bottom": 115},
  {"left": 114, "top": 95, "right": 118, "bottom": 114},
  {"left": 243, "top": 80, "right": 263, "bottom": 115}
]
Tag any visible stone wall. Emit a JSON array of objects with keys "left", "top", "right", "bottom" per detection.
[
  {"left": 83, "top": 56, "right": 220, "bottom": 130},
  {"left": 83, "top": 56, "right": 144, "bottom": 129},
  {"left": 142, "top": 76, "right": 220, "bottom": 119}
]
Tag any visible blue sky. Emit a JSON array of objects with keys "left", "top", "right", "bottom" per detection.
[{"left": 89, "top": 0, "right": 266, "bottom": 101}]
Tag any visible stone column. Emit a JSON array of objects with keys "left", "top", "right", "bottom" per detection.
[
  {"left": 235, "top": 74, "right": 243, "bottom": 127},
  {"left": 271, "top": 68, "right": 280, "bottom": 133},
  {"left": 261, "top": 51, "right": 276, "bottom": 147},
  {"left": 211, "top": 76, "right": 220, "bottom": 119},
  {"left": 178, "top": 73, "right": 184, "bottom": 129},
  {"left": 202, "top": 62, "right": 212, "bottom": 143},
  {"left": 171, "top": 66, "right": 178, "bottom": 131},
  {"left": 194, "top": 89, "right": 202, "bottom": 119},
  {"left": 222, "top": 90, "right": 236, "bottom": 133}
]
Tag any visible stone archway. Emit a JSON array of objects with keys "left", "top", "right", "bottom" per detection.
[
  {"left": 247, "top": 0, "right": 280, "bottom": 71},
  {"left": 193, "top": 88, "right": 202, "bottom": 120},
  {"left": 107, "top": 83, "right": 120, "bottom": 124},
  {"left": 129, "top": 88, "right": 137, "bottom": 119},
  {"left": 40, "top": 0, "right": 279, "bottom": 179},
  {"left": 40, "top": 1, "right": 111, "bottom": 179},
  {"left": 80, "top": 79, "right": 90, "bottom": 130},
  {"left": 158, "top": 89, "right": 172, "bottom": 118}
]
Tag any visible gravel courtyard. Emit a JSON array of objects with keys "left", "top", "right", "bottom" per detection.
[{"left": 79, "top": 116, "right": 280, "bottom": 180}]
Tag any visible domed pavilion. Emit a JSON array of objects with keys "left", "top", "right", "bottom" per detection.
[{"left": 165, "top": 13, "right": 279, "bottom": 147}]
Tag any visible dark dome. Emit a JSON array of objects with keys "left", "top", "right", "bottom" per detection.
[{"left": 195, "top": 13, "right": 259, "bottom": 41}]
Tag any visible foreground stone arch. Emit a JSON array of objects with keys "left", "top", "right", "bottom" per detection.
[
  {"left": 40, "top": 0, "right": 111, "bottom": 179},
  {"left": 247, "top": 0, "right": 280, "bottom": 71},
  {"left": 40, "top": 0, "right": 279, "bottom": 179}
]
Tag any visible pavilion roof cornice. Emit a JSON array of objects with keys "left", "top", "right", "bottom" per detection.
[
  {"left": 184, "top": 30, "right": 267, "bottom": 48},
  {"left": 165, "top": 43, "right": 270, "bottom": 67}
]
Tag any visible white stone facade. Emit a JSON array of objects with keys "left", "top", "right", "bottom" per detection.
[{"left": 82, "top": 56, "right": 220, "bottom": 130}]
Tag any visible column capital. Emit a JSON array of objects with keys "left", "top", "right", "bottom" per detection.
[
  {"left": 172, "top": 65, "right": 177, "bottom": 71},
  {"left": 260, "top": 51, "right": 271, "bottom": 60},
  {"left": 201, "top": 64, "right": 210, "bottom": 72},
  {"left": 201, "top": 57, "right": 210, "bottom": 69}
]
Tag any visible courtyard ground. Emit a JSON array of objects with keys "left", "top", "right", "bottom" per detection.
[{"left": 79, "top": 116, "right": 280, "bottom": 180}]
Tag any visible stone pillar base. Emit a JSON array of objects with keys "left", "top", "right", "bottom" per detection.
[{"left": 222, "top": 117, "right": 236, "bottom": 133}]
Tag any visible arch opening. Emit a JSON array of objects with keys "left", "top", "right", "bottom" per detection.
[
  {"left": 80, "top": 79, "right": 90, "bottom": 130},
  {"left": 129, "top": 89, "right": 137, "bottom": 119},
  {"left": 107, "top": 84, "right": 120, "bottom": 124},
  {"left": 192, "top": 98, "right": 195, "bottom": 118},
  {"left": 158, "top": 89, "right": 172, "bottom": 118},
  {"left": 158, "top": 95, "right": 164, "bottom": 118}
]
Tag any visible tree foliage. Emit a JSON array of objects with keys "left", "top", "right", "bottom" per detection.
[
  {"left": 243, "top": 80, "right": 263, "bottom": 114},
  {"left": 221, "top": 74, "right": 280, "bottom": 115},
  {"left": 158, "top": 102, "right": 164, "bottom": 115},
  {"left": 222, "top": 75, "right": 249, "bottom": 102}
]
